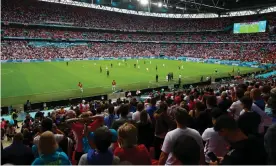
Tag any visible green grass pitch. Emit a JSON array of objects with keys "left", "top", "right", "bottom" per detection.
[
  {"left": 240, "top": 24, "right": 259, "bottom": 33},
  {"left": 1, "top": 59, "right": 260, "bottom": 106}
]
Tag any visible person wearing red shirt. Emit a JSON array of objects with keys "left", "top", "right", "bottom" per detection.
[
  {"left": 78, "top": 82, "right": 83, "bottom": 93},
  {"left": 1, "top": 118, "right": 7, "bottom": 140},
  {"left": 66, "top": 112, "right": 104, "bottom": 163},
  {"left": 112, "top": 80, "right": 116, "bottom": 91},
  {"left": 114, "top": 123, "right": 151, "bottom": 165},
  {"left": 188, "top": 95, "right": 196, "bottom": 111},
  {"left": 1, "top": 118, "right": 6, "bottom": 129}
]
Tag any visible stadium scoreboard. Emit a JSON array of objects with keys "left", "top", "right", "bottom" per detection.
[{"left": 233, "top": 21, "right": 267, "bottom": 34}]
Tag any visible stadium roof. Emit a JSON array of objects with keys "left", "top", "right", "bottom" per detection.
[{"left": 41, "top": 0, "right": 276, "bottom": 18}]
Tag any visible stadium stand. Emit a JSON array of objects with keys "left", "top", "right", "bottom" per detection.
[
  {"left": 1, "top": 41, "right": 275, "bottom": 63},
  {"left": 2, "top": 27, "right": 276, "bottom": 41}
]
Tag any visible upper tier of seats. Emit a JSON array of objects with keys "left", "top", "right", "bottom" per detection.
[
  {"left": 2, "top": 28, "right": 276, "bottom": 42},
  {"left": 2, "top": 0, "right": 276, "bottom": 31}
]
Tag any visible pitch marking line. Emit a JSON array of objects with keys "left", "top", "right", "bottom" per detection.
[{"left": 1, "top": 69, "right": 14, "bottom": 75}]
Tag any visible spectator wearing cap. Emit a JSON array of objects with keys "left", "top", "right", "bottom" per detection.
[
  {"left": 114, "top": 123, "right": 151, "bottom": 165},
  {"left": 78, "top": 127, "right": 120, "bottom": 165},
  {"left": 2, "top": 133, "right": 34, "bottom": 165},
  {"left": 213, "top": 115, "right": 267, "bottom": 165},
  {"left": 264, "top": 88, "right": 276, "bottom": 165},
  {"left": 202, "top": 108, "right": 228, "bottom": 163},
  {"left": 159, "top": 107, "right": 204, "bottom": 165},
  {"left": 172, "top": 135, "right": 201, "bottom": 165},
  {"left": 32, "top": 131, "right": 71, "bottom": 165}
]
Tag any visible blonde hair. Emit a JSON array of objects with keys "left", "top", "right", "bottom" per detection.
[
  {"left": 117, "top": 123, "right": 137, "bottom": 148},
  {"left": 38, "top": 131, "right": 58, "bottom": 155}
]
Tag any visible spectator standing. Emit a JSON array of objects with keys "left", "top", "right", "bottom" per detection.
[
  {"left": 264, "top": 88, "right": 276, "bottom": 165},
  {"left": 218, "top": 91, "right": 232, "bottom": 114},
  {"left": 6, "top": 123, "right": 16, "bottom": 141},
  {"left": 158, "top": 107, "right": 204, "bottom": 165},
  {"left": 228, "top": 88, "right": 244, "bottom": 120},
  {"left": 146, "top": 98, "right": 157, "bottom": 121},
  {"left": 137, "top": 110, "right": 154, "bottom": 151},
  {"left": 153, "top": 102, "right": 174, "bottom": 160},
  {"left": 240, "top": 96, "right": 272, "bottom": 134},
  {"left": 251, "top": 88, "right": 266, "bottom": 111},
  {"left": 132, "top": 102, "right": 150, "bottom": 123},
  {"left": 33, "top": 118, "right": 64, "bottom": 146},
  {"left": 202, "top": 108, "right": 228, "bottom": 163},
  {"left": 172, "top": 135, "right": 201, "bottom": 165},
  {"left": 66, "top": 113, "right": 104, "bottom": 163},
  {"left": 32, "top": 131, "right": 71, "bottom": 165},
  {"left": 111, "top": 104, "right": 132, "bottom": 130},
  {"left": 104, "top": 105, "right": 118, "bottom": 128},
  {"left": 194, "top": 96, "right": 214, "bottom": 134},
  {"left": 2, "top": 133, "right": 34, "bottom": 165},
  {"left": 264, "top": 124, "right": 276, "bottom": 165},
  {"left": 114, "top": 123, "right": 151, "bottom": 165},
  {"left": 213, "top": 115, "right": 267, "bottom": 165},
  {"left": 78, "top": 127, "right": 120, "bottom": 165}
]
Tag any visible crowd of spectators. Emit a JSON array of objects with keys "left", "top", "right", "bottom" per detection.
[
  {"left": 2, "top": 28, "right": 276, "bottom": 42},
  {"left": 1, "top": 74, "right": 276, "bottom": 165},
  {"left": 1, "top": 41, "right": 275, "bottom": 63},
  {"left": 2, "top": 0, "right": 276, "bottom": 31}
]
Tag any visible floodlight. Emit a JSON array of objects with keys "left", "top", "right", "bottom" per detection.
[
  {"left": 140, "top": 0, "right": 149, "bottom": 5},
  {"left": 158, "top": 2, "right": 162, "bottom": 7}
]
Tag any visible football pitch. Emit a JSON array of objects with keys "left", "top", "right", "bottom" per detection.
[
  {"left": 1, "top": 59, "right": 260, "bottom": 106},
  {"left": 240, "top": 24, "right": 259, "bottom": 33}
]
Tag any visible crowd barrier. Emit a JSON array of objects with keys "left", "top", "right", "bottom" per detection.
[{"left": 1, "top": 56, "right": 274, "bottom": 69}]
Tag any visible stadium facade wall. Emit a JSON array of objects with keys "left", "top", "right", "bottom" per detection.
[{"left": 1, "top": 56, "right": 274, "bottom": 69}]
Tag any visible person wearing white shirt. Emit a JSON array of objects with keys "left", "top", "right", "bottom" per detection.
[
  {"left": 132, "top": 103, "right": 151, "bottom": 123},
  {"left": 228, "top": 88, "right": 244, "bottom": 120},
  {"left": 202, "top": 108, "right": 228, "bottom": 163},
  {"left": 159, "top": 108, "right": 205, "bottom": 165}
]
